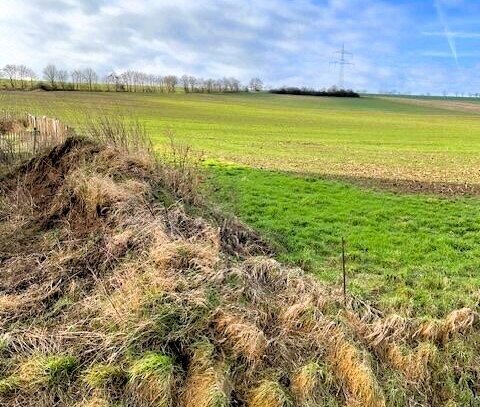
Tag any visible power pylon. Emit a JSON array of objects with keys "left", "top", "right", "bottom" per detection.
[{"left": 331, "top": 43, "right": 353, "bottom": 89}]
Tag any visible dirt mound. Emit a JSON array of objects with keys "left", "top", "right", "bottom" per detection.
[{"left": 0, "top": 138, "right": 478, "bottom": 406}]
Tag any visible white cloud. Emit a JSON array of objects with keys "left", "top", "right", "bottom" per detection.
[
  {"left": 423, "top": 31, "right": 480, "bottom": 38},
  {"left": 434, "top": 0, "right": 459, "bottom": 68},
  {"left": 0, "top": 0, "right": 475, "bottom": 93}
]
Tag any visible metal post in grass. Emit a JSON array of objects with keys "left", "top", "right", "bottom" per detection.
[
  {"left": 32, "top": 126, "right": 38, "bottom": 155},
  {"left": 342, "top": 236, "right": 347, "bottom": 307}
]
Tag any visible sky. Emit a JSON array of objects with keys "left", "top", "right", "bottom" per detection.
[{"left": 0, "top": 0, "right": 479, "bottom": 94}]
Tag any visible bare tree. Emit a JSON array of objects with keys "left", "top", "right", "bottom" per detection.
[
  {"left": 181, "top": 75, "right": 190, "bottom": 93},
  {"left": 120, "top": 71, "right": 135, "bottom": 92},
  {"left": 43, "top": 64, "right": 59, "bottom": 88},
  {"left": 134, "top": 71, "right": 148, "bottom": 92},
  {"left": 26, "top": 67, "right": 37, "bottom": 88},
  {"left": 196, "top": 78, "right": 205, "bottom": 93},
  {"left": 153, "top": 75, "right": 163, "bottom": 92},
  {"left": 146, "top": 74, "right": 160, "bottom": 92},
  {"left": 230, "top": 77, "right": 240, "bottom": 92},
  {"left": 40, "top": 68, "right": 244, "bottom": 95},
  {"left": 132, "top": 71, "right": 140, "bottom": 92},
  {"left": 222, "top": 77, "right": 231, "bottom": 92},
  {"left": 71, "top": 70, "right": 83, "bottom": 90},
  {"left": 249, "top": 78, "right": 263, "bottom": 92},
  {"left": 17, "top": 65, "right": 28, "bottom": 89},
  {"left": 204, "top": 79, "right": 214, "bottom": 93},
  {"left": 57, "top": 69, "right": 69, "bottom": 90},
  {"left": 0, "top": 63, "right": 248, "bottom": 94},
  {"left": 2, "top": 65, "right": 18, "bottom": 88},
  {"left": 188, "top": 76, "right": 197, "bottom": 93},
  {"left": 104, "top": 72, "right": 121, "bottom": 92},
  {"left": 163, "top": 75, "right": 178, "bottom": 93},
  {"left": 1, "top": 65, "right": 37, "bottom": 89},
  {"left": 82, "top": 68, "right": 98, "bottom": 91},
  {"left": 171, "top": 75, "right": 244, "bottom": 94}
]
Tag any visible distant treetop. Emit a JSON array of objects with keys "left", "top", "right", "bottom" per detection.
[{"left": 269, "top": 86, "right": 360, "bottom": 98}]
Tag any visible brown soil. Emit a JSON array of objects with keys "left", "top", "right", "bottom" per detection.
[
  {"left": 329, "top": 174, "right": 480, "bottom": 197},
  {"left": 380, "top": 96, "right": 480, "bottom": 115}
]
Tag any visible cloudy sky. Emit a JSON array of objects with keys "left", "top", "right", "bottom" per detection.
[{"left": 1, "top": 0, "right": 479, "bottom": 94}]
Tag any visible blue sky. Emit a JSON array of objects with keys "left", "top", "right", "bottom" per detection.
[{"left": 0, "top": 0, "right": 479, "bottom": 94}]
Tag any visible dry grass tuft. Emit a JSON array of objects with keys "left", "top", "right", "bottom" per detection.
[
  {"left": 181, "top": 343, "right": 229, "bottom": 407},
  {"left": 0, "top": 113, "right": 28, "bottom": 134},
  {"left": 248, "top": 380, "right": 292, "bottom": 407},
  {"left": 152, "top": 240, "right": 219, "bottom": 274},
  {"left": 327, "top": 336, "right": 385, "bottom": 407},
  {"left": 14, "top": 354, "right": 77, "bottom": 395},
  {"left": 280, "top": 297, "right": 319, "bottom": 332},
  {"left": 157, "top": 131, "right": 204, "bottom": 205},
  {"left": 414, "top": 308, "right": 479, "bottom": 343},
  {"left": 66, "top": 171, "right": 147, "bottom": 217},
  {"left": 384, "top": 342, "right": 436, "bottom": 382},
  {"left": 84, "top": 363, "right": 126, "bottom": 391},
  {"left": 127, "top": 353, "right": 176, "bottom": 407},
  {"left": 361, "top": 313, "right": 410, "bottom": 346},
  {"left": 75, "top": 395, "right": 111, "bottom": 407},
  {"left": 0, "top": 376, "right": 20, "bottom": 396},
  {"left": 290, "top": 362, "right": 334, "bottom": 406},
  {"left": 83, "top": 115, "right": 152, "bottom": 154},
  {"left": 214, "top": 310, "right": 267, "bottom": 365}
]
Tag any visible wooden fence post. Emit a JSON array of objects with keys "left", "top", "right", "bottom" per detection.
[
  {"left": 2, "top": 113, "right": 70, "bottom": 165},
  {"left": 32, "top": 127, "right": 38, "bottom": 154}
]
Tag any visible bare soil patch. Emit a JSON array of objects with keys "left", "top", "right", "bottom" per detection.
[
  {"left": 329, "top": 174, "right": 480, "bottom": 197},
  {"left": 380, "top": 96, "right": 480, "bottom": 114}
]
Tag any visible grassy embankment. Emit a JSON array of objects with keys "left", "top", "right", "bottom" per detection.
[{"left": 1, "top": 129, "right": 478, "bottom": 406}]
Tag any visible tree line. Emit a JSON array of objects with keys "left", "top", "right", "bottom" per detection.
[
  {"left": 269, "top": 86, "right": 359, "bottom": 98},
  {"left": 0, "top": 64, "right": 264, "bottom": 94}
]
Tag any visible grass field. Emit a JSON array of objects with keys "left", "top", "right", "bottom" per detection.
[
  {"left": 3, "top": 90, "right": 480, "bottom": 185},
  {"left": 2, "top": 90, "right": 480, "bottom": 316},
  {"left": 207, "top": 163, "right": 480, "bottom": 316}
]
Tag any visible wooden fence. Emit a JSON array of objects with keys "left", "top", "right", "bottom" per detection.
[
  {"left": 0, "top": 112, "right": 71, "bottom": 166},
  {"left": 25, "top": 113, "right": 70, "bottom": 141}
]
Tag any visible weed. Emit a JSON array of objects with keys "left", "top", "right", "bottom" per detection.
[
  {"left": 128, "top": 353, "right": 176, "bottom": 407},
  {"left": 84, "top": 364, "right": 126, "bottom": 390},
  {"left": 17, "top": 354, "right": 77, "bottom": 390},
  {"left": 0, "top": 376, "right": 20, "bottom": 395}
]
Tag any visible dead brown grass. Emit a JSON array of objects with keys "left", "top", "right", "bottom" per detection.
[
  {"left": 214, "top": 310, "right": 267, "bottom": 365},
  {"left": 75, "top": 395, "right": 111, "bottom": 407},
  {"left": 327, "top": 334, "right": 385, "bottom": 407},
  {"left": 413, "top": 307, "right": 479, "bottom": 343},
  {"left": 248, "top": 380, "right": 292, "bottom": 407},
  {"left": 290, "top": 361, "right": 334, "bottom": 406},
  {"left": 181, "top": 343, "right": 229, "bottom": 407}
]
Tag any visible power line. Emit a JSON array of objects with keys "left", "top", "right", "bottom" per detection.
[{"left": 331, "top": 43, "right": 353, "bottom": 89}]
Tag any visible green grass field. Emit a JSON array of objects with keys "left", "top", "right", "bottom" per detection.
[
  {"left": 3, "top": 90, "right": 480, "bottom": 184},
  {"left": 207, "top": 163, "right": 480, "bottom": 316},
  {"left": 2, "top": 90, "right": 480, "bottom": 316}
]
